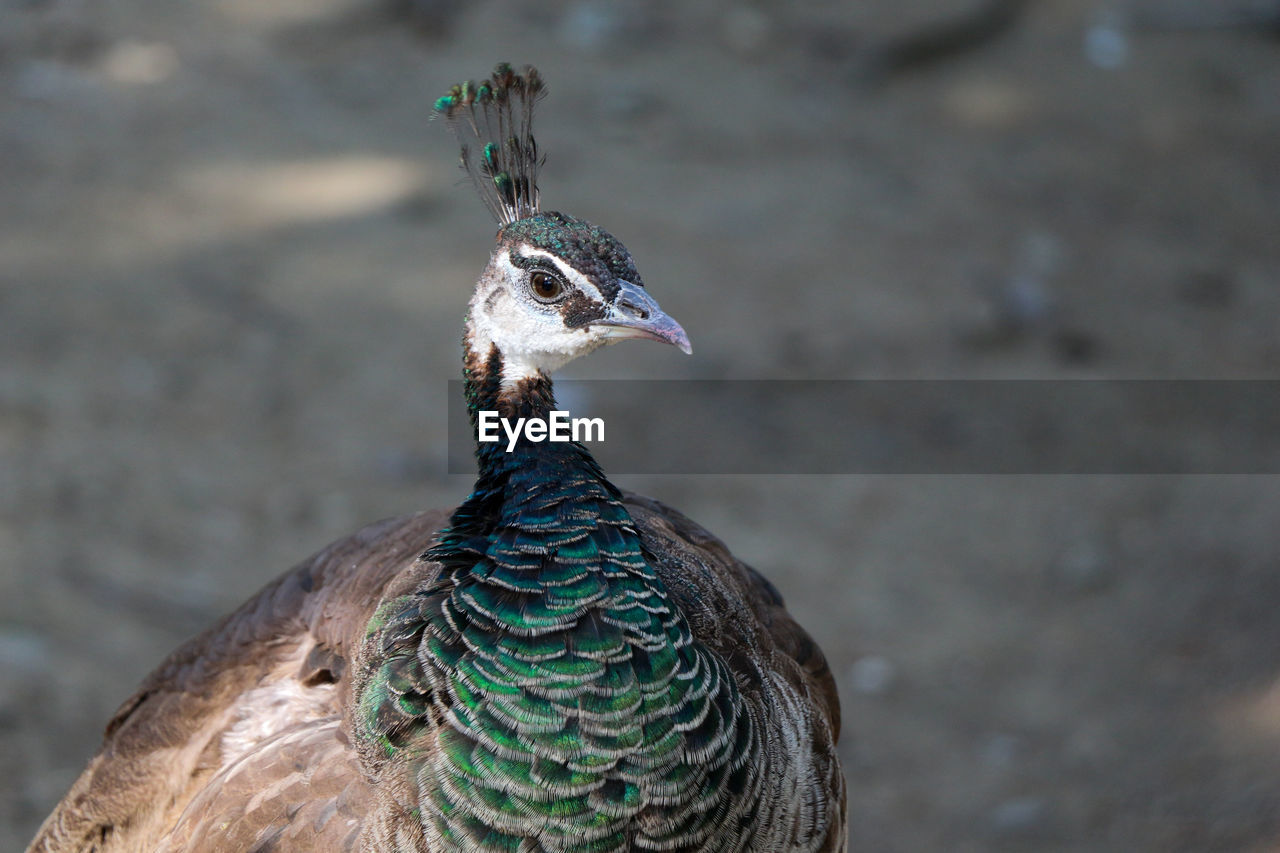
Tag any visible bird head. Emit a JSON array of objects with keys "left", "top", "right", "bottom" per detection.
[{"left": 467, "top": 211, "right": 690, "bottom": 386}]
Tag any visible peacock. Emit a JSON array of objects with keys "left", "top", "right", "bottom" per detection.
[{"left": 28, "top": 63, "right": 846, "bottom": 853}]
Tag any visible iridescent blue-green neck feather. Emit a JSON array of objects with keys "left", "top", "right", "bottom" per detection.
[{"left": 355, "top": 345, "right": 757, "bottom": 851}]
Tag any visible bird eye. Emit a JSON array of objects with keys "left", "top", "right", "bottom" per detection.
[{"left": 529, "top": 270, "right": 564, "bottom": 302}]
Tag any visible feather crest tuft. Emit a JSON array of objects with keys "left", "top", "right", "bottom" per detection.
[{"left": 434, "top": 63, "right": 547, "bottom": 225}]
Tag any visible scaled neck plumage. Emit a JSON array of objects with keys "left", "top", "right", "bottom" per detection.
[{"left": 364, "top": 330, "right": 757, "bottom": 850}]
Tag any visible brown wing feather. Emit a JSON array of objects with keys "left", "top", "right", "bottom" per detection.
[
  {"left": 28, "top": 500, "right": 845, "bottom": 853},
  {"left": 27, "top": 509, "right": 450, "bottom": 853},
  {"left": 155, "top": 717, "right": 367, "bottom": 852}
]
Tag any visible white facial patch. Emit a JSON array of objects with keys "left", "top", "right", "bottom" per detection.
[{"left": 466, "top": 243, "right": 612, "bottom": 387}]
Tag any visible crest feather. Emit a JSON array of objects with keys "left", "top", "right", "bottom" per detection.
[{"left": 434, "top": 62, "right": 546, "bottom": 225}]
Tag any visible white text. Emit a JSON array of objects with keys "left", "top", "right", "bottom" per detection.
[{"left": 477, "top": 411, "right": 605, "bottom": 452}]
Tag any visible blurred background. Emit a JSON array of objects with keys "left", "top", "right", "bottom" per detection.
[{"left": 2, "top": 0, "right": 1279, "bottom": 849}]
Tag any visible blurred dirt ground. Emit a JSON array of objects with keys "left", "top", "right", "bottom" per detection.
[{"left": 2, "top": 0, "right": 1279, "bottom": 850}]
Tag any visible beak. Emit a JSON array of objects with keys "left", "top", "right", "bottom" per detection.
[{"left": 595, "top": 280, "right": 692, "bottom": 354}]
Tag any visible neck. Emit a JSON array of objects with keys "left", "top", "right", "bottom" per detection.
[
  {"left": 463, "top": 339, "right": 555, "bottom": 419},
  {"left": 462, "top": 337, "right": 580, "bottom": 476}
]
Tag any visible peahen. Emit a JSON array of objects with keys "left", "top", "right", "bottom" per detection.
[{"left": 29, "top": 63, "right": 846, "bottom": 853}]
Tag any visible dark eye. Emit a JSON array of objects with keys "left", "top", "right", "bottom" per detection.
[{"left": 529, "top": 270, "right": 564, "bottom": 302}]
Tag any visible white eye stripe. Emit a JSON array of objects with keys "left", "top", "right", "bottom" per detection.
[{"left": 513, "top": 245, "right": 603, "bottom": 302}]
